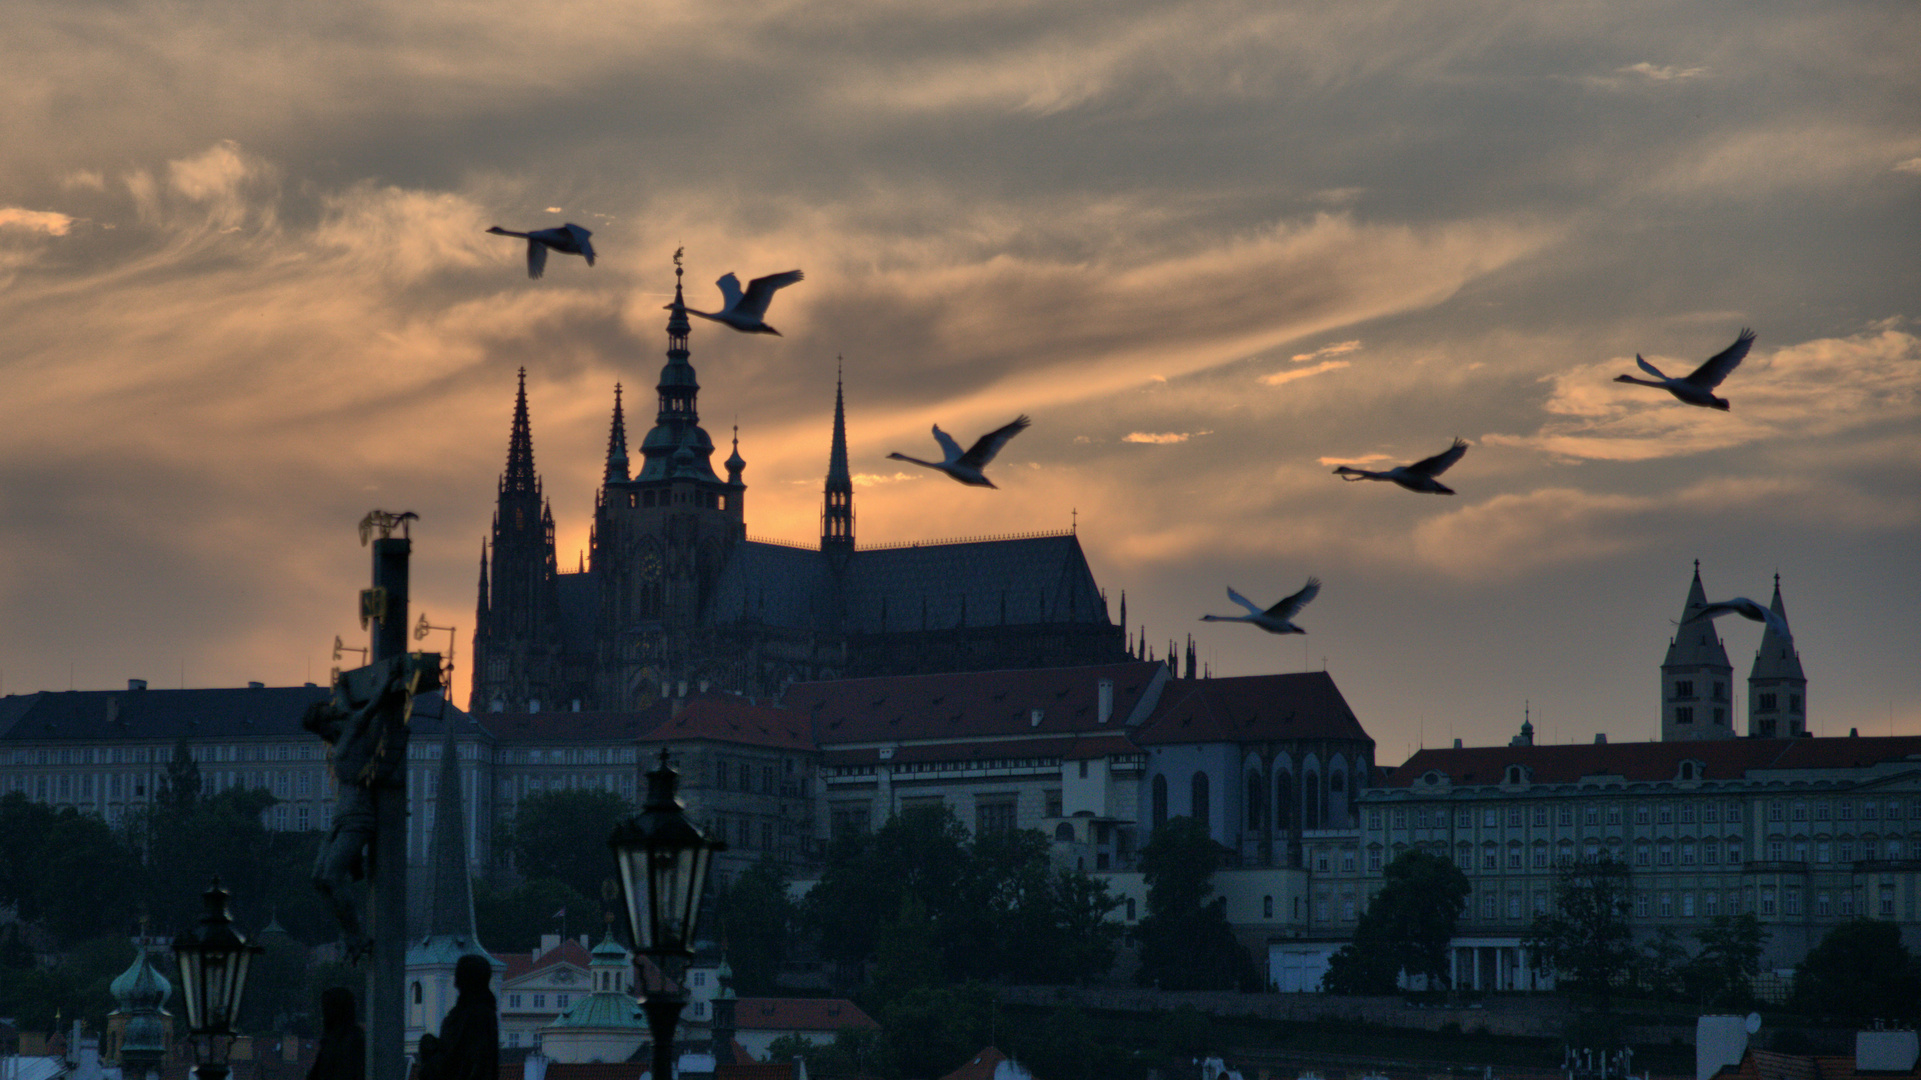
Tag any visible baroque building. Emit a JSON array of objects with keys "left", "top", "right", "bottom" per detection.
[{"left": 471, "top": 261, "right": 1126, "bottom": 714}]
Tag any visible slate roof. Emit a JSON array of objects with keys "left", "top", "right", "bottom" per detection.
[
  {"left": 1383, "top": 734, "right": 1921, "bottom": 788},
  {"left": 732, "top": 998, "right": 878, "bottom": 1032},
  {"left": 783, "top": 661, "right": 1165, "bottom": 745},
  {"left": 1132, "top": 672, "right": 1370, "bottom": 746},
  {"left": 0, "top": 685, "right": 329, "bottom": 742},
  {"left": 638, "top": 700, "right": 814, "bottom": 751},
  {"left": 704, "top": 534, "right": 1112, "bottom": 635},
  {"left": 841, "top": 534, "right": 1108, "bottom": 633}
]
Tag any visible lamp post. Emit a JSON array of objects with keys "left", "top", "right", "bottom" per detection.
[
  {"left": 171, "top": 877, "right": 264, "bottom": 1080},
  {"left": 609, "top": 749, "right": 726, "bottom": 1080}
]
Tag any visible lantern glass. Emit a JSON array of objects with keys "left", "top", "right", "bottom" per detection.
[
  {"left": 172, "top": 877, "right": 260, "bottom": 1036},
  {"left": 610, "top": 751, "right": 724, "bottom": 957}
]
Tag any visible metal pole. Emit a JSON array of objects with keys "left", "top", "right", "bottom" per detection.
[{"left": 368, "top": 537, "right": 409, "bottom": 1080}]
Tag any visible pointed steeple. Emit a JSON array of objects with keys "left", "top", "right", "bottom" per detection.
[
  {"left": 725, "top": 425, "right": 746, "bottom": 484},
  {"left": 1748, "top": 573, "right": 1808, "bottom": 737},
  {"left": 1661, "top": 560, "right": 1735, "bottom": 742},
  {"left": 475, "top": 538, "right": 489, "bottom": 620},
  {"left": 822, "top": 358, "right": 855, "bottom": 555},
  {"left": 636, "top": 250, "right": 721, "bottom": 483},
  {"left": 425, "top": 716, "right": 483, "bottom": 943},
  {"left": 604, "top": 383, "right": 630, "bottom": 483},
  {"left": 503, "top": 367, "right": 538, "bottom": 496}
]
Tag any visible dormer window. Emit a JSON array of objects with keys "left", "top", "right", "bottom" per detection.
[{"left": 1505, "top": 765, "right": 1528, "bottom": 785}]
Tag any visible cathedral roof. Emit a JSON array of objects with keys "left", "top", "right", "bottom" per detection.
[
  {"left": 1132, "top": 671, "right": 1371, "bottom": 746},
  {"left": 707, "top": 541, "right": 838, "bottom": 631},
  {"left": 842, "top": 533, "right": 1108, "bottom": 632}
]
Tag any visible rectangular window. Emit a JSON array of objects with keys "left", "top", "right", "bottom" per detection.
[
  {"left": 1508, "top": 807, "right": 1522, "bottom": 828},
  {"left": 1680, "top": 804, "right": 1696, "bottom": 823},
  {"left": 1840, "top": 839, "right": 1855, "bottom": 862},
  {"left": 1676, "top": 706, "right": 1694, "bottom": 724},
  {"left": 1368, "top": 849, "right": 1383, "bottom": 871},
  {"left": 1534, "top": 892, "right": 1548, "bottom": 915},
  {"left": 1392, "top": 809, "right": 1407, "bottom": 829},
  {"left": 1482, "top": 895, "right": 1496, "bottom": 920},
  {"left": 1705, "top": 891, "right": 1720, "bottom": 917},
  {"left": 1368, "top": 809, "right": 1382, "bottom": 830},
  {"left": 1816, "top": 840, "right": 1831, "bottom": 863},
  {"left": 1675, "top": 680, "right": 1694, "bottom": 697},
  {"left": 1815, "top": 800, "right": 1830, "bottom": 821},
  {"left": 1792, "top": 840, "right": 1808, "bottom": 862},
  {"left": 1585, "top": 806, "right": 1599, "bottom": 826},
  {"left": 1839, "top": 801, "right": 1854, "bottom": 821},
  {"left": 1416, "top": 809, "right": 1429, "bottom": 829},
  {"left": 1635, "top": 846, "right": 1651, "bottom": 867},
  {"left": 507, "top": 994, "right": 521, "bottom": 1009},
  {"left": 1728, "top": 843, "right": 1743, "bottom": 865},
  {"left": 1682, "top": 843, "right": 1697, "bottom": 866},
  {"left": 1635, "top": 894, "right": 1649, "bottom": 918},
  {"left": 1533, "top": 847, "right": 1549, "bottom": 868},
  {"left": 1817, "top": 891, "right": 1831, "bottom": 917},
  {"left": 1769, "top": 801, "right": 1785, "bottom": 822},
  {"left": 1484, "top": 808, "right": 1498, "bottom": 828},
  {"left": 1507, "top": 894, "right": 1521, "bottom": 919},
  {"left": 1317, "top": 850, "right": 1332, "bottom": 872},
  {"left": 1534, "top": 806, "right": 1548, "bottom": 827},
  {"left": 1863, "top": 801, "right": 1880, "bottom": 821},
  {"left": 1704, "top": 803, "right": 1719, "bottom": 824},
  {"left": 1659, "top": 893, "right": 1673, "bottom": 918},
  {"left": 1342, "top": 850, "right": 1356, "bottom": 873},
  {"left": 1658, "top": 805, "right": 1673, "bottom": 825},
  {"left": 1767, "top": 839, "right": 1785, "bottom": 861},
  {"left": 297, "top": 806, "right": 310, "bottom": 830},
  {"left": 1761, "top": 888, "right": 1776, "bottom": 916},
  {"left": 1682, "top": 892, "right": 1695, "bottom": 918},
  {"left": 1635, "top": 805, "right": 1651, "bottom": 825},
  {"left": 1342, "top": 897, "right": 1356, "bottom": 921},
  {"left": 1508, "top": 849, "right": 1523, "bottom": 870},
  {"left": 1559, "top": 807, "right": 1574, "bottom": 827},
  {"left": 1785, "top": 889, "right": 1802, "bottom": 916},
  {"left": 1841, "top": 890, "right": 1855, "bottom": 916},
  {"left": 1792, "top": 802, "right": 1807, "bottom": 822},
  {"left": 1483, "top": 850, "right": 1498, "bottom": 871},
  {"left": 1457, "top": 810, "right": 1471, "bottom": 828}
]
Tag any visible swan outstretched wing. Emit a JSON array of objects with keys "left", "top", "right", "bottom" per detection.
[
  {"left": 526, "top": 240, "right": 548, "bottom": 279},
  {"left": 1224, "top": 587, "right": 1265, "bottom": 615},
  {"left": 1407, "top": 438, "right": 1468, "bottom": 478},
  {"left": 1684, "top": 328, "right": 1755, "bottom": 389},
  {"left": 1635, "top": 355, "right": 1668, "bottom": 380},
  {"left": 1265, "top": 577, "right": 1322, "bottom": 620},
  {"left": 931, "top": 425, "right": 965, "bottom": 464},
  {"left": 715, "top": 273, "right": 745, "bottom": 313},
  {"left": 959, "top": 415, "right": 1031, "bottom": 469},
  {"left": 738, "top": 270, "right": 804, "bottom": 317}
]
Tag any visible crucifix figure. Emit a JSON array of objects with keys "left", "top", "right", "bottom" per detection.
[{"left": 304, "top": 651, "right": 439, "bottom": 957}]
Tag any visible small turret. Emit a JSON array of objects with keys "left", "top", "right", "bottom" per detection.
[
  {"left": 1661, "top": 561, "right": 1735, "bottom": 742},
  {"left": 1747, "top": 574, "right": 1808, "bottom": 737}
]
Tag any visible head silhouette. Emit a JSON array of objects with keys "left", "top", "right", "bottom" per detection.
[{"left": 454, "top": 954, "right": 492, "bottom": 995}]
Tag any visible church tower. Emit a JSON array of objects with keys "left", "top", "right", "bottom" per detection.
[
  {"left": 821, "top": 360, "right": 854, "bottom": 564},
  {"left": 590, "top": 253, "right": 747, "bottom": 708},
  {"left": 470, "top": 368, "right": 564, "bottom": 713},
  {"left": 1747, "top": 575, "right": 1807, "bottom": 737},
  {"left": 1661, "top": 561, "right": 1736, "bottom": 742}
]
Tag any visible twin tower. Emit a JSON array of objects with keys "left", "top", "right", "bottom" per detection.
[{"left": 1660, "top": 562, "right": 1808, "bottom": 741}]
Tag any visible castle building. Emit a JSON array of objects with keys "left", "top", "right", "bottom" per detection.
[{"left": 470, "top": 261, "right": 1126, "bottom": 715}]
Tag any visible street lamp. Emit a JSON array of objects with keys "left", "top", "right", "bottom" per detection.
[
  {"left": 609, "top": 749, "right": 726, "bottom": 1080},
  {"left": 172, "top": 877, "right": 264, "bottom": 1080}
]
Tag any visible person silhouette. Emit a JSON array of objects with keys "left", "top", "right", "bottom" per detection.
[{"left": 417, "top": 955, "right": 498, "bottom": 1080}]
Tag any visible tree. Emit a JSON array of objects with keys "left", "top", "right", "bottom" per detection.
[
  {"left": 1322, "top": 849, "right": 1470, "bottom": 994},
  {"left": 506, "top": 788, "right": 635, "bottom": 903},
  {"left": 715, "top": 854, "right": 794, "bottom": 995},
  {"left": 156, "top": 736, "right": 202, "bottom": 812},
  {"left": 1134, "top": 817, "right": 1259, "bottom": 991},
  {"left": 1681, "top": 913, "right": 1766, "bottom": 1009},
  {"left": 473, "top": 877, "right": 591, "bottom": 952},
  {"left": 801, "top": 804, "right": 971, "bottom": 984},
  {"left": 1790, "top": 919, "right": 1921, "bottom": 1020},
  {"left": 1523, "top": 855, "right": 1634, "bottom": 1004}
]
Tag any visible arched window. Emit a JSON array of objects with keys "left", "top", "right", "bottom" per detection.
[
  {"left": 1152, "top": 774, "right": 1168, "bottom": 827},
  {"left": 1274, "top": 772, "right": 1292, "bottom": 831},
  {"left": 1055, "top": 822, "right": 1075, "bottom": 842},
  {"left": 1191, "top": 772, "right": 1210, "bottom": 831},
  {"left": 1302, "top": 771, "right": 1321, "bottom": 830},
  {"left": 1246, "top": 770, "right": 1266, "bottom": 830}
]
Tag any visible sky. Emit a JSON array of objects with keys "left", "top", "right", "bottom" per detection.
[{"left": 2, "top": 0, "right": 1917, "bottom": 764}]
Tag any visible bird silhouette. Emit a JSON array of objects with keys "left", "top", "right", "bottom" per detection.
[
  {"left": 1333, "top": 438, "right": 1469, "bottom": 494},
  {"left": 887, "top": 415, "right": 1031, "bottom": 488},
  {"left": 486, "top": 224, "right": 595, "bottom": 279},
  {"left": 670, "top": 270, "right": 805, "bottom": 335},
  {"left": 1613, "top": 328, "right": 1755, "bottom": 410},
  {"left": 1200, "top": 578, "right": 1321, "bottom": 635},
  {"left": 1684, "top": 597, "right": 1792, "bottom": 642}
]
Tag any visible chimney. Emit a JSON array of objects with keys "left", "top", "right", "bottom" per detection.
[
  {"left": 1030, "top": 708, "right": 1044, "bottom": 728},
  {"left": 1594, "top": 733, "right": 1607, "bottom": 744},
  {"left": 1453, "top": 738, "right": 1462, "bottom": 749},
  {"left": 128, "top": 679, "right": 147, "bottom": 691},
  {"left": 1097, "top": 679, "right": 1114, "bottom": 724}
]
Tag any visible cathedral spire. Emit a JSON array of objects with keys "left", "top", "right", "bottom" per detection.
[
  {"left": 1661, "top": 560, "right": 1734, "bottom": 741},
  {"left": 1747, "top": 572, "right": 1807, "bottom": 737},
  {"left": 425, "top": 715, "right": 483, "bottom": 943},
  {"left": 503, "top": 367, "right": 537, "bottom": 496},
  {"left": 604, "top": 383, "right": 629, "bottom": 483},
  {"left": 822, "top": 358, "right": 854, "bottom": 554},
  {"left": 475, "top": 538, "right": 489, "bottom": 620}
]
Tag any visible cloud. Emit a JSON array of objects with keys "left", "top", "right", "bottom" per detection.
[
  {"left": 1486, "top": 326, "right": 1921, "bottom": 463},
  {"left": 1260, "top": 359, "right": 1350, "bottom": 386},
  {"left": 1896, "top": 158, "right": 1921, "bottom": 175},
  {"left": 851, "top": 472, "right": 920, "bottom": 487},
  {"left": 1122, "top": 431, "right": 1212, "bottom": 444},
  {"left": 0, "top": 208, "right": 73, "bottom": 235},
  {"left": 1291, "top": 340, "right": 1362, "bottom": 363},
  {"left": 1616, "top": 62, "right": 1709, "bottom": 83}
]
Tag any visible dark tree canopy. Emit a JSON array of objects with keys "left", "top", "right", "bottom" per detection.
[
  {"left": 1134, "top": 817, "right": 1259, "bottom": 991},
  {"left": 715, "top": 854, "right": 795, "bottom": 996},
  {"left": 506, "top": 787, "right": 635, "bottom": 905},
  {"left": 1322, "top": 849, "right": 1469, "bottom": 993},
  {"left": 1790, "top": 919, "right": 1921, "bottom": 1020},
  {"left": 1524, "top": 855, "right": 1634, "bottom": 1004},
  {"left": 1681, "top": 913, "right": 1767, "bottom": 1010}
]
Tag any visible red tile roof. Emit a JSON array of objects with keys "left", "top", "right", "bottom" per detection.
[
  {"left": 1384, "top": 734, "right": 1921, "bottom": 787},
  {"left": 1714, "top": 1048, "right": 1921, "bottom": 1080},
  {"left": 733, "top": 997, "right": 879, "bottom": 1032},
  {"left": 939, "top": 1047, "right": 1014, "bottom": 1080},
  {"left": 783, "top": 662, "right": 1165, "bottom": 745},
  {"left": 639, "top": 700, "right": 815, "bottom": 751},
  {"left": 1133, "top": 672, "right": 1369, "bottom": 746},
  {"left": 499, "top": 938, "right": 593, "bottom": 983}
]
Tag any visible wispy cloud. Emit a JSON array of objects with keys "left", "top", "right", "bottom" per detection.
[
  {"left": 1260, "top": 359, "right": 1350, "bottom": 386},
  {"left": 1617, "top": 62, "right": 1709, "bottom": 83},
  {"left": 851, "top": 472, "right": 920, "bottom": 487},
  {"left": 1896, "top": 158, "right": 1921, "bottom": 175},
  {"left": 0, "top": 208, "right": 74, "bottom": 235},
  {"left": 1122, "top": 431, "right": 1212, "bottom": 444},
  {"left": 1291, "top": 340, "right": 1362, "bottom": 363}
]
